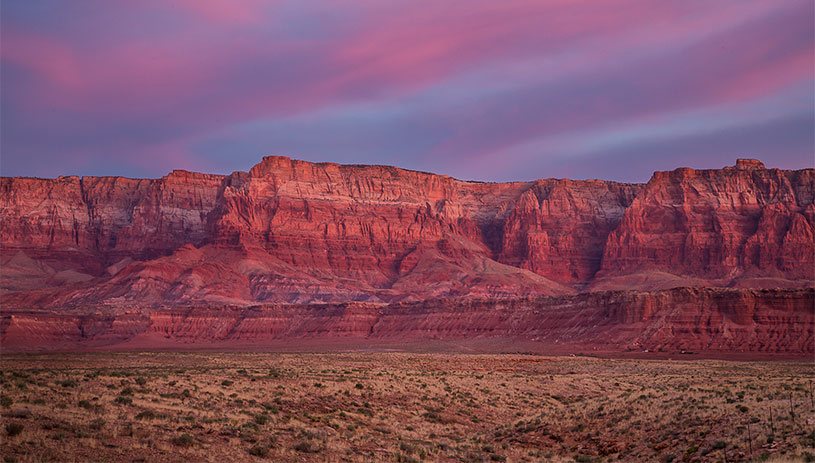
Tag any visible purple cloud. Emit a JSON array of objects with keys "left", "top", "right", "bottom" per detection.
[{"left": 1, "top": 0, "right": 812, "bottom": 181}]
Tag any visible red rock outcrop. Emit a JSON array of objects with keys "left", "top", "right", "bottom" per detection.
[
  {"left": 0, "top": 171, "right": 223, "bottom": 275},
  {"left": 597, "top": 159, "right": 815, "bottom": 290},
  {"left": 2, "top": 288, "right": 811, "bottom": 354},
  {"left": 1, "top": 157, "right": 813, "bottom": 353},
  {"left": 498, "top": 179, "right": 641, "bottom": 284},
  {"left": 205, "top": 156, "right": 573, "bottom": 300}
]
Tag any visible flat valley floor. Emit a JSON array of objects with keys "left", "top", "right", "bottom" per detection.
[{"left": 1, "top": 353, "right": 813, "bottom": 463}]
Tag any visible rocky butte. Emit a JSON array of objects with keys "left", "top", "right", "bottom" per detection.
[{"left": 1, "top": 157, "right": 813, "bottom": 354}]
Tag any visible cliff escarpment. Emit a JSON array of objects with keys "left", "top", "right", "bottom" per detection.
[{"left": 1, "top": 157, "right": 813, "bottom": 353}]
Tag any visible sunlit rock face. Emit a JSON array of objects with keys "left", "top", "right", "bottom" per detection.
[
  {"left": 597, "top": 160, "right": 814, "bottom": 290},
  {"left": 1, "top": 158, "right": 813, "bottom": 353}
]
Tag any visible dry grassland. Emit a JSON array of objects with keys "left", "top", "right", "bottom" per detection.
[{"left": 1, "top": 353, "right": 813, "bottom": 462}]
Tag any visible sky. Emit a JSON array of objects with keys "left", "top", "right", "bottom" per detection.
[{"left": 1, "top": 0, "right": 813, "bottom": 183}]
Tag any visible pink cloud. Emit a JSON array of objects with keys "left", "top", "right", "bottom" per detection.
[
  {"left": 420, "top": 1, "right": 814, "bottom": 163},
  {"left": 0, "top": 28, "right": 83, "bottom": 88},
  {"left": 4, "top": 0, "right": 794, "bottom": 122},
  {"left": 1, "top": 0, "right": 811, "bottom": 180},
  {"left": 715, "top": 44, "right": 814, "bottom": 105},
  {"left": 164, "top": 0, "right": 273, "bottom": 24}
]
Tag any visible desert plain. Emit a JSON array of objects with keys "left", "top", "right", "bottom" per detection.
[{"left": 0, "top": 352, "right": 813, "bottom": 463}]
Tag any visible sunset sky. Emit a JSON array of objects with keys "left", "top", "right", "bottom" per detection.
[{"left": 1, "top": 0, "right": 813, "bottom": 182}]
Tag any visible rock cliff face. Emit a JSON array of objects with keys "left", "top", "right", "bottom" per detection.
[
  {"left": 1, "top": 171, "right": 223, "bottom": 273},
  {"left": 2, "top": 288, "right": 812, "bottom": 354},
  {"left": 498, "top": 179, "right": 641, "bottom": 284},
  {"left": 597, "top": 160, "right": 815, "bottom": 290},
  {"left": 1, "top": 157, "right": 813, "bottom": 353}
]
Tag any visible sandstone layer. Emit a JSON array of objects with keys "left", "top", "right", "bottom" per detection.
[
  {"left": 2, "top": 288, "right": 812, "bottom": 354},
  {"left": 1, "top": 157, "right": 813, "bottom": 353}
]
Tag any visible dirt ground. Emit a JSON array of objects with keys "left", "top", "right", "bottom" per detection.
[{"left": 1, "top": 352, "right": 813, "bottom": 462}]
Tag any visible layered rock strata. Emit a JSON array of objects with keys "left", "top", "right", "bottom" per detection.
[
  {"left": 2, "top": 288, "right": 811, "bottom": 354},
  {"left": 1, "top": 157, "right": 813, "bottom": 352}
]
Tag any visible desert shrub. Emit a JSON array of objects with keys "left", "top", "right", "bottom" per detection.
[
  {"left": 254, "top": 413, "right": 269, "bottom": 425},
  {"left": 119, "top": 387, "right": 134, "bottom": 396},
  {"left": 397, "top": 454, "right": 420, "bottom": 463},
  {"left": 89, "top": 418, "right": 106, "bottom": 431},
  {"left": 135, "top": 410, "right": 156, "bottom": 420},
  {"left": 171, "top": 433, "right": 194, "bottom": 447},
  {"left": 300, "top": 429, "right": 322, "bottom": 440},
  {"left": 247, "top": 445, "right": 269, "bottom": 457},
  {"left": 6, "top": 423, "right": 23, "bottom": 437},
  {"left": 114, "top": 396, "right": 132, "bottom": 405},
  {"left": 59, "top": 379, "right": 78, "bottom": 388},
  {"left": 401, "top": 442, "right": 420, "bottom": 454},
  {"left": 0, "top": 394, "right": 12, "bottom": 408},
  {"left": 135, "top": 377, "right": 147, "bottom": 386},
  {"left": 262, "top": 402, "right": 279, "bottom": 414},
  {"left": 293, "top": 440, "right": 320, "bottom": 453},
  {"left": 240, "top": 422, "right": 259, "bottom": 434},
  {"left": 712, "top": 441, "right": 727, "bottom": 450},
  {"left": 221, "top": 380, "right": 234, "bottom": 387}
]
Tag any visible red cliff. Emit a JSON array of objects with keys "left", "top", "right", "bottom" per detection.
[
  {"left": 1, "top": 157, "right": 812, "bottom": 353},
  {"left": 597, "top": 159, "right": 815, "bottom": 290}
]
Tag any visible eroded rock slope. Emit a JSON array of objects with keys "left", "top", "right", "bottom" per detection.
[{"left": 1, "top": 157, "right": 812, "bottom": 352}]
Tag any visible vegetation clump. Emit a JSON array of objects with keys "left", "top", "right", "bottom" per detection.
[
  {"left": 6, "top": 423, "right": 23, "bottom": 437},
  {"left": 171, "top": 433, "right": 194, "bottom": 447}
]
